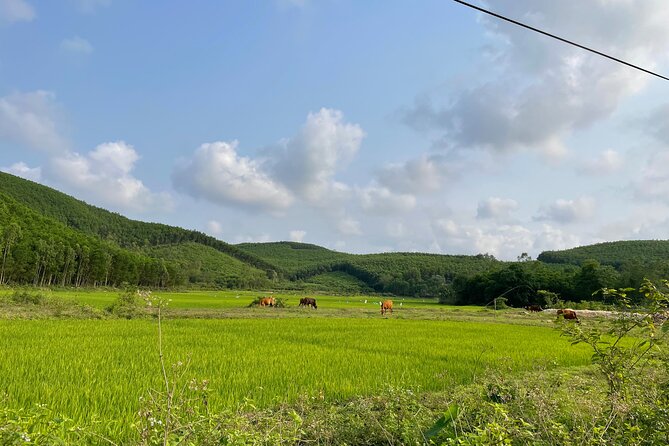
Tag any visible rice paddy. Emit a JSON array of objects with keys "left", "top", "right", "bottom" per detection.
[{"left": 0, "top": 288, "right": 592, "bottom": 440}]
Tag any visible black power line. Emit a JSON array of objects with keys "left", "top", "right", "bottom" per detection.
[{"left": 453, "top": 0, "right": 669, "bottom": 82}]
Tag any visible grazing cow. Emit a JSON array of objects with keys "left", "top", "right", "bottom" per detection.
[
  {"left": 381, "top": 299, "right": 393, "bottom": 315},
  {"left": 524, "top": 305, "right": 543, "bottom": 312},
  {"left": 557, "top": 308, "right": 579, "bottom": 322},
  {"left": 299, "top": 297, "right": 318, "bottom": 309},
  {"left": 259, "top": 296, "right": 275, "bottom": 307}
]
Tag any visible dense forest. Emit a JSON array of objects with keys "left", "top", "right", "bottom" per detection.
[
  {"left": 0, "top": 172, "right": 277, "bottom": 274},
  {"left": 0, "top": 192, "right": 183, "bottom": 287},
  {"left": 2, "top": 171, "right": 668, "bottom": 305}
]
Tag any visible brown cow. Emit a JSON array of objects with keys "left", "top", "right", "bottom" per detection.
[
  {"left": 524, "top": 305, "right": 543, "bottom": 312},
  {"left": 299, "top": 297, "right": 317, "bottom": 309},
  {"left": 259, "top": 296, "right": 276, "bottom": 307},
  {"left": 557, "top": 308, "right": 579, "bottom": 322},
  {"left": 381, "top": 299, "right": 393, "bottom": 315}
]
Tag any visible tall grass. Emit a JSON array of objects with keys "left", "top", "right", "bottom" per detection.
[{"left": 0, "top": 317, "right": 590, "bottom": 440}]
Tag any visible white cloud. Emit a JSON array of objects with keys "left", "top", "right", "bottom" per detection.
[
  {"left": 0, "top": 91, "right": 68, "bottom": 153},
  {"left": 173, "top": 141, "right": 294, "bottom": 211},
  {"left": 289, "top": 230, "right": 306, "bottom": 242},
  {"left": 643, "top": 103, "right": 669, "bottom": 144},
  {"left": 476, "top": 197, "right": 518, "bottom": 220},
  {"left": 233, "top": 233, "right": 271, "bottom": 243},
  {"left": 273, "top": 108, "right": 365, "bottom": 202},
  {"left": 533, "top": 224, "right": 581, "bottom": 252},
  {"left": 0, "top": 0, "right": 34, "bottom": 23},
  {"left": 633, "top": 151, "right": 669, "bottom": 203},
  {"left": 535, "top": 197, "right": 595, "bottom": 224},
  {"left": 60, "top": 36, "right": 94, "bottom": 55},
  {"left": 386, "top": 222, "right": 405, "bottom": 238},
  {"left": 401, "top": 1, "right": 669, "bottom": 158},
  {"left": 48, "top": 141, "right": 171, "bottom": 213},
  {"left": 433, "top": 219, "right": 533, "bottom": 259},
  {"left": 1, "top": 161, "right": 41, "bottom": 181},
  {"left": 206, "top": 220, "right": 223, "bottom": 236},
  {"left": 359, "top": 186, "right": 416, "bottom": 215},
  {"left": 577, "top": 149, "right": 623, "bottom": 175},
  {"left": 337, "top": 217, "right": 362, "bottom": 236},
  {"left": 377, "top": 154, "right": 450, "bottom": 194}
]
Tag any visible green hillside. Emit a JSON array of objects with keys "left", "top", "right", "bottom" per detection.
[
  {"left": 0, "top": 172, "right": 277, "bottom": 274},
  {"left": 6, "top": 170, "right": 666, "bottom": 301},
  {"left": 144, "top": 242, "right": 268, "bottom": 288},
  {"left": 236, "top": 241, "right": 350, "bottom": 274},
  {"left": 538, "top": 240, "right": 669, "bottom": 270},
  {"left": 237, "top": 242, "right": 504, "bottom": 296},
  {"left": 0, "top": 192, "right": 179, "bottom": 287}
]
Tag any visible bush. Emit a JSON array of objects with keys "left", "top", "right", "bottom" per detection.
[
  {"left": 7, "top": 290, "right": 47, "bottom": 305},
  {"left": 105, "top": 291, "right": 145, "bottom": 319}
]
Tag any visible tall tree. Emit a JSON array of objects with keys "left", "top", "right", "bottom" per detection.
[{"left": 0, "top": 222, "right": 21, "bottom": 284}]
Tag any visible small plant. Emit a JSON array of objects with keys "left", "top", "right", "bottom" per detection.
[
  {"left": 7, "top": 290, "right": 47, "bottom": 305},
  {"left": 0, "top": 403, "right": 84, "bottom": 444},
  {"left": 559, "top": 279, "right": 669, "bottom": 400},
  {"left": 105, "top": 290, "right": 145, "bottom": 319}
]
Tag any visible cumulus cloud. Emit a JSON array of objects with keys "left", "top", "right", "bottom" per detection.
[
  {"left": 577, "top": 149, "right": 623, "bottom": 175},
  {"left": 377, "top": 154, "right": 451, "bottom": 194},
  {"left": 47, "top": 141, "right": 171, "bottom": 212},
  {"left": 386, "top": 222, "right": 405, "bottom": 238},
  {"left": 643, "top": 103, "right": 669, "bottom": 144},
  {"left": 433, "top": 219, "right": 533, "bottom": 259},
  {"left": 289, "top": 230, "right": 306, "bottom": 242},
  {"left": 535, "top": 196, "right": 595, "bottom": 224},
  {"left": 431, "top": 217, "right": 582, "bottom": 260},
  {"left": 273, "top": 108, "right": 365, "bottom": 202},
  {"left": 337, "top": 217, "right": 362, "bottom": 236},
  {"left": 532, "top": 224, "right": 581, "bottom": 252},
  {"left": 0, "top": 0, "right": 34, "bottom": 23},
  {"left": 476, "top": 197, "right": 519, "bottom": 220},
  {"left": 206, "top": 220, "right": 223, "bottom": 236},
  {"left": 358, "top": 186, "right": 416, "bottom": 215},
  {"left": 0, "top": 91, "right": 68, "bottom": 153},
  {"left": 173, "top": 108, "right": 364, "bottom": 213},
  {"left": 401, "top": 1, "right": 669, "bottom": 158},
  {"left": 633, "top": 151, "right": 669, "bottom": 203},
  {"left": 173, "top": 141, "right": 294, "bottom": 211},
  {"left": 60, "top": 36, "right": 94, "bottom": 54},
  {"left": 1, "top": 161, "right": 41, "bottom": 181}
]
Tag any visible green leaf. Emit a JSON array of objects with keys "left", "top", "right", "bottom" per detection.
[{"left": 424, "top": 404, "right": 460, "bottom": 439}]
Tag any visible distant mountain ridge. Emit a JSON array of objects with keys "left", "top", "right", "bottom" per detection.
[
  {"left": 2, "top": 171, "right": 667, "bottom": 294},
  {"left": 538, "top": 240, "right": 669, "bottom": 269}
]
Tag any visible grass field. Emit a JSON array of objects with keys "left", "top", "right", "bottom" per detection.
[
  {"left": 0, "top": 288, "right": 593, "bottom": 441},
  {"left": 0, "top": 287, "right": 469, "bottom": 310}
]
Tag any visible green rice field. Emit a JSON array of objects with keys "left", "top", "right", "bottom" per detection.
[{"left": 0, "top": 288, "right": 592, "bottom": 440}]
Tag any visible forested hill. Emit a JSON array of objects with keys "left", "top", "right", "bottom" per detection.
[
  {"left": 0, "top": 172, "right": 276, "bottom": 273},
  {"left": 538, "top": 240, "right": 669, "bottom": 270},
  {"left": 237, "top": 241, "right": 504, "bottom": 296},
  {"left": 5, "top": 171, "right": 669, "bottom": 300},
  {"left": 236, "top": 242, "right": 350, "bottom": 274},
  {"left": 0, "top": 191, "right": 181, "bottom": 287}
]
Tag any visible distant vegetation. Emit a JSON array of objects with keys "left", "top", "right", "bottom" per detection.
[{"left": 3, "top": 171, "right": 669, "bottom": 305}]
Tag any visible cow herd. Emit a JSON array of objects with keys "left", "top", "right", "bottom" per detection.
[
  {"left": 256, "top": 296, "right": 579, "bottom": 320},
  {"left": 255, "top": 296, "right": 396, "bottom": 316}
]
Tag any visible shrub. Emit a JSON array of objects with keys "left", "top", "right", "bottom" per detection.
[{"left": 105, "top": 291, "right": 145, "bottom": 319}]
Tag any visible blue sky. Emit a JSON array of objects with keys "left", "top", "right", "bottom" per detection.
[{"left": 2, "top": 0, "right": 669, "bottom": 259}]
